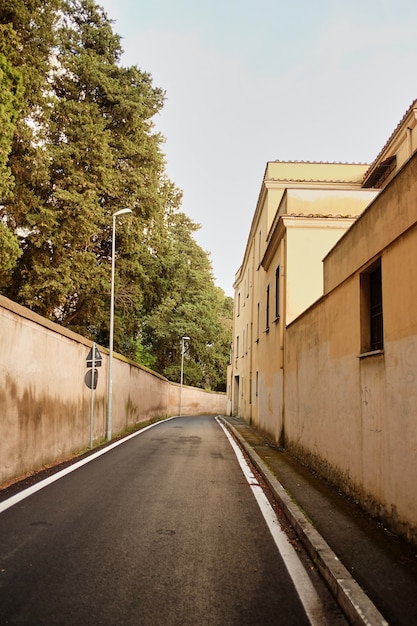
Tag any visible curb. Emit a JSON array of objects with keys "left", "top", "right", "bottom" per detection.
[{"left": 220, "top": 417, "right": 388, "bottom": 626}]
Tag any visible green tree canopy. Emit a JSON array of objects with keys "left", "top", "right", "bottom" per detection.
[
  {"left": 137, "top": 211, "right": 232, "bottom": 391},
  {"left": 0, "top": 0, "right": 61, "bottom": 285},
  {"left": 0, "top": 0, "right": 232, "bottom": 391}
]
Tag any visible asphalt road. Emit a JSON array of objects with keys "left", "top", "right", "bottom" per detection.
[{"left": 0, "top": 415, "right": 346, "bottom": 625}]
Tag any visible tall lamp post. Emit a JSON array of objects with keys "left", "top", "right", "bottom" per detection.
[
  {"left": 179, "top": 336, "right": 190, "bottom": 416},
  {"left": 107, "top": 207, "right": 132, "bottom": 441}
]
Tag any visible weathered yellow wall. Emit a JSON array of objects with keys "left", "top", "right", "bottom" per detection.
[
  {"left": 0, "top": 295, "right": 226, "bottom": 486},
  {"left": 285, "top": 152, "right": 417, "bottom": 543},
  {"left": 285, "top": 282, "right": 364, "bottom": 489}
]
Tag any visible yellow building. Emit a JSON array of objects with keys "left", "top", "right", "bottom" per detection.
[
  {"left": 230, "top": 161, "right": 378, "bottom": 435},
  {"left": 229, "top": 99, "right": 417, "bottom": 543}
]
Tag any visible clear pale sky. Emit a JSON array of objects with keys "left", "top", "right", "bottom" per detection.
[{"left": 98, "top": 0, "right": 417, "bottom": 295}]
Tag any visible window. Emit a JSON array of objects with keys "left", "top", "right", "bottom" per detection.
[
  {"left": 256, "top": 302, "right": 260, "bottom": 342},
  {"left": 360, "top": 260, "right": 383, "bottom": 353},
  {"left": 275, "top": 265, "right": 280, "bottom": 319},
  {"left": 266, "top": 284, "right": 270, "bottom": 332},
  {"left": 237, "top": 292, "right": 241, "bottom": 316},
  {"left": 370, "top": 266, "right": 383, "bottom": 350},
  {"left": 258, "top": 230, "right": 262, "bottom": 267}
]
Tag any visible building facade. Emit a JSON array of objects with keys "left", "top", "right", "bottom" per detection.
[{"left": 228, "top": 100, "right": 417, "bottom": 543}]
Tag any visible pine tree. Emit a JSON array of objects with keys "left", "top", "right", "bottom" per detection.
[
  {"left": 0, "top": 0, "right": 232, "bottom": 389},
  {"left": 139, "top": 211, "right": 232, "bottom": 391},
  {"left": 0, "top": 38, "right": 24, "bottom": 285},
  {"left": 0, "top": 0, "right": 61, "bottom": 289},
  {"left": 4, "top": 0, "right": 172, "bottom": 337}
]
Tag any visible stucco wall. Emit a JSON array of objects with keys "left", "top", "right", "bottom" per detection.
[
  {"left": 286, "top": 275, "right": 417, "bottom": 543},
  {"left": 285, "top": 286, "right": 365, "bottom": 491},
  {"left": 285, "top": 154, "right": 417, "bottom": 542},
  {"left": 0, "top": 295, "right": 226, "bottom": 486}
]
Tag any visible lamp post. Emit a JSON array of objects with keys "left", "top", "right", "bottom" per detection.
[
  {"left": 107, "top": 208, "right": 132, "bottom": 441},
  {"left": 179, "top": 336, "right": 190, "bottom": 416}
]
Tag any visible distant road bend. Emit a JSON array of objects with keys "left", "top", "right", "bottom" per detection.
[{"left": 0, "top": 415, "right": 346, "bottom": 625}]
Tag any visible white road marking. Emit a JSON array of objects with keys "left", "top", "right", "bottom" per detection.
[{"left": 216, "top": 416, "right": 329, "bottom": 626}]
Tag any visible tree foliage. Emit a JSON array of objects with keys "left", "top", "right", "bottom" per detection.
[
  {"left": 0, "top": 0, "right": 232, "bottom": 390},
  {"left": 0, "top": 19, "right": 25, "bottom": 284},
  {"left": 139, "top": 211, "right": 233, "bottom": 391}
]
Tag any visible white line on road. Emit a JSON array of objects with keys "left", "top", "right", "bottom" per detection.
[{"left": 215, "top": 416, "right": 330, "bottom": 626}]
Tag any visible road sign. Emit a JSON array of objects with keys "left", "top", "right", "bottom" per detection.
[
  {"left": 86, "top": 346, "right": 102, "bottom": 368},
  {"left": 85, "top": 369, "right": 98, "bottom": 390}
]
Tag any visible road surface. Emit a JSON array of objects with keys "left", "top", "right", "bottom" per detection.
[{"left": 0, "top": 415, "right": 346, "bottom": 625}]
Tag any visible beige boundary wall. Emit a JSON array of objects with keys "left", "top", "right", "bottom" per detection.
[
  {"left": 0, "top": 295, "right": 226, "bottom": 486},
  {"left": 285, "top": 152, "right": 417, "bottom": 544}
]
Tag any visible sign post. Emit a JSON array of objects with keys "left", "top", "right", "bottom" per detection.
[{"left": 85, "top": 344, "right": 102, "bottom": 448}]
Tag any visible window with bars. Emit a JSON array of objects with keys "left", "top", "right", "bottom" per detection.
[
  {"left": 369, "top": 266, "right": 383, "bottom": 350},
  {"left": 275, "top": 265, "right": 280, "bottom": 319},
  {"left": 360, "top": 260, "right": 384, "bottom": 353},
  {"left": 266, "top": 284, "right": 270, "bottom": 332},
  {"left": 258, "top": 230, "right": 262, "bottom": 267}
]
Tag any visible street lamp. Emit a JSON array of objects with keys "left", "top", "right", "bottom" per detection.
[
  {"left": 179, "top": 336, "right": 190, "bottom": 416},
  {"left": 107, "top": 208, "right": 132, "bottom": 441}
]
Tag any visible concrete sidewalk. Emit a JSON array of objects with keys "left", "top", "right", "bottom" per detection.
[{"left": 221, "top": 416, "right": 417, "bottom": 626}]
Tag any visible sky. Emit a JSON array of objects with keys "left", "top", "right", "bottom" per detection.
[{"left": 98, "top": 0, "right": 417, "bottom": 296}]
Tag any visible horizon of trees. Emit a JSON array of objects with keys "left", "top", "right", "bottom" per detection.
[{"left": 0, "top": 0, "right": 232, "bottom": 391}]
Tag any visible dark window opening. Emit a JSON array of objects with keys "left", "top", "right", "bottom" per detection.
[
  {"left": 360, "top": 260, "right": 383, "bottom": 353},
  {"left": 266, "top": 284, "right": 270, "bottom": 332},
  {"left": 369, "top": 266, "right": 383, "bottom": 350},
  {"left": 275, "top": 265, "right": 280, "bottom": 319}
]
